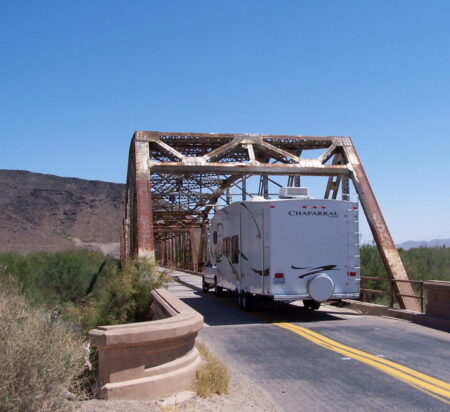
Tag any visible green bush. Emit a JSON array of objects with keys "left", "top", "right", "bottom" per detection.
[
  {"left": 360, "top": 245, "right": 450, "bottom": 305},
  {"left": 76, "top": 259, "right": 169, "bottom": 329},
  {"left": 0, "top": 283, "right": 86, "bottom": 412},
  {"left": 361, "top": 245, "right": 450, "bottom": 282},
  {"left": 0, "top": 250, "right": 170, "bottom": 334},
  {"left": 0, "top": 250, "right": 107, "bottom": 307}
]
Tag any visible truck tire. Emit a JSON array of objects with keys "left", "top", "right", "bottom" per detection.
[
  {"left": 214, "top": 279, "right": 223, "bottom": 297},
  {"left": 242, "top": 292, "right": 253, "bottom": 312},
  {"left": 304, "top": 299, "right": 321, "bottom": 310},
  {"left": 202, "top": 276, "right": 209, "bottom": 293}
]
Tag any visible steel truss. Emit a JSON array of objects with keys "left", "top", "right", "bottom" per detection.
[{"left": 122, "top": 130, "right": 420, "bottom": 311}]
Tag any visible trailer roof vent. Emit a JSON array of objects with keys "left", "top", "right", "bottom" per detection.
[
  {"left": 279, "top": 187, "right": 310, "bottom": 199},
  {"left": 250, "top": 195, "right": 266, "bottom": 201}
]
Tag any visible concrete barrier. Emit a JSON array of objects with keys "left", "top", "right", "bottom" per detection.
[
  {"left": 424, "top": 281, "right": 450, "bottom": 318},
  {"left": 346, "top": 280, "right": 450, "bottom": 332},
  {"left": 89, "top": 288, "right": 203, "bottom": 400},
  {"left": 415, "top": 281, "right": 450, "bottom": 331}
]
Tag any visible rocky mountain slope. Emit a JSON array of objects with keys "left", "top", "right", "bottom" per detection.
[{"left": 0, "top": 170, "right": 124, "bottom": 255}]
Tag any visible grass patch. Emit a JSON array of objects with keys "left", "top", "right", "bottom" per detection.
[{"left": 194, "top": 343, "right": 229, "bottom": 398}]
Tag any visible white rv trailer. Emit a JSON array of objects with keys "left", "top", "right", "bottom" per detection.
[{"left": 202, "top": 187, "right": 360, "bottom": 310}]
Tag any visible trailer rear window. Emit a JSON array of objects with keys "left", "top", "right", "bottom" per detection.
[{"left": 231, "top": 235, "right": 239, "bottom": 264}]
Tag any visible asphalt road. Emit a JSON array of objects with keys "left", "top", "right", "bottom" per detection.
[{"left": 167, "top": 270, "right": 450, "bottom": 411}]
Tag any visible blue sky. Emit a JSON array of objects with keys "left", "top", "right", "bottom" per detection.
[{"left": 1, "top": 1, "right": 449, "bottom": 243}]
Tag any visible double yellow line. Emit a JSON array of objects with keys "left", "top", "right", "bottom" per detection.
[
  {"left": 181, "top": 271, "right": 450, "bottom": 404},
  {"left": 273, "top": 321, "right": 450, "bottom": 404}
]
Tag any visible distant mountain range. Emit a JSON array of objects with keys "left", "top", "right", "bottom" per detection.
[
  {"left": 396, "top": 239, "right": 450, "bottom": 250},
  {"left": 0, "top": 170, "right": 124, "bottom": 256}
]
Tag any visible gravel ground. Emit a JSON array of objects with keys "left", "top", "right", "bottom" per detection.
[{"left": 77, "top": 365, "right": 281, "bottom": 412}]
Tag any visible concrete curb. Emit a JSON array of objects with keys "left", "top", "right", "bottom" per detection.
[
  {"left": 345, "top": 300, "right": 450, "bottom": 332},
  {"left": 345, "top": 300, "right": 418, "bottom": 321}
]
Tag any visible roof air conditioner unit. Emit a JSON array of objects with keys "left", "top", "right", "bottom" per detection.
[{"left": 279, "top": 187, "right": 310, "bottom": 199}]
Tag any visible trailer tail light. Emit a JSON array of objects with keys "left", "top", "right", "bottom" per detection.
[
  {"left": 302, "top": 205, "right": 307, "bottom": 209},
  {"left": 348, "top": 271, "right": 357, "bottom": 277},
  {"left": 352, "top": 206, "right": 358, "bottom": 210},
  {"left": 274, "top": 273, "right": 284, "bottom": 279},
  {"left": 312, "top": 206, "right": 317, "bottom": 209},
  {"left": 321, "top": 206, "right": 327, "bottom": 209}
]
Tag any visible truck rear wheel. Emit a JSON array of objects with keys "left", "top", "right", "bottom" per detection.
[
  {"left": 241, "top": 292, "right": 253, "bottom": 312},
  {"left": 304, "top": 299, "right": 321, "bottom": 310},
  {"left": 214, "top": 279, "right": 223, "bottom": 297},
  {"left": 202, "top": 276, "right": 209, "bottom": 293},
  {"left": 238, "top": 291, "right": 243, "bottom": 308}
]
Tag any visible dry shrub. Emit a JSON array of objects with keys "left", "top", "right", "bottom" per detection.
[
  {"left": 0, "top": 284, "right": 86, "bottom": 412},
  {"left": 102, "top": 259, "right": 169, "bottom": 324},
  {"left": 194, "top": 343, "right": 229, "bottom": 398}
]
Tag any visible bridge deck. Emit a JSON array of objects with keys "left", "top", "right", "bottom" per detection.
[{"left": 166, "top": 269, "right": 450, "bottom": 411}]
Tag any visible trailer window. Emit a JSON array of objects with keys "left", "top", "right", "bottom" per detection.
[
  {"left": 224, "top": 237, "right": 230, "bottom": 256},
  {"left": 231, "top": 235, "right": 239, "bottom": 264}
]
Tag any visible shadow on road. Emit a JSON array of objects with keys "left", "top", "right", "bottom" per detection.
[{"left": 179, "top": 290, "right": 355, "bottom": 327}]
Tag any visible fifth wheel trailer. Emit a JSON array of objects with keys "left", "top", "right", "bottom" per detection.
[{"left": 202, "top": 187, "right": 360, "bottom": 310}]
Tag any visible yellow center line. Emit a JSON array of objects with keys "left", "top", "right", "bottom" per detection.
[
  {"left": 408, "top": 381, "right": 450, "bottom": 405},
  {"left": 272, "top": 321, "right": 450, "bottom": 404},
  {"left": 175, "top": 274, "right": 450, "bottom": 404},
  {"left": 279, "top": 322, "right": 450, "bottom": 391}
]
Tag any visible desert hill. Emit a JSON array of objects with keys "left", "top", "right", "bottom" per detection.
[{"left": 0, "top": 170, "right": 124, "bottom": 255}]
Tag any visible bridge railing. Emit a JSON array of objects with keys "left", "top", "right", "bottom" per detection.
[
  {"left": 89, "top": 288, "right": 204, "bottom": 400},
  {"left": 360, "top": 276, "right": 424, "bottom": 313}
]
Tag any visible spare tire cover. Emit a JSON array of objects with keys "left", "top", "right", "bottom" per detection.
[{"left": 308, "top": 274, "right": 335, "bottom": 302}]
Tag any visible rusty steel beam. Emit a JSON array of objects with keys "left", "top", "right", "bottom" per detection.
[
  {"left": 200, "top": 175, "right": 243, "bottom": 219},
  {"left": 189, "top": 227, "right": 199, "bottom": 272},
  {"left": 324, "top": 152, "right": 345, "bottom": 200},
  {"left": 154, "top": 225, "right": 202, "bottom": 233},
  {"left": 137, "top": 130, "right": 334, "bottom": 145},
  {"left": 341, "top": 138, "right": 420, "bottom": 311},
  {"left": 122, "top": 137, "right": 155, "bottom": 263},
  {"left": 135, "top": 139, "right": 155, "bottom": 262},
  {"left": 149, "top": 161, "right": 349, "bottom": 176},
  {"left": 122, "top": 130, "right": 419, "bottom": 311}
]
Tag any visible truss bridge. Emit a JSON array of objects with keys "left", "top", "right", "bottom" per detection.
[{"left": 122, "top": 130, "right": 420, "bottom": 312}]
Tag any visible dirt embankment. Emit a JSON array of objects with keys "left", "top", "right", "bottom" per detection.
[{"left": 0, "top": 170, "right": 124, "bottom": 256}]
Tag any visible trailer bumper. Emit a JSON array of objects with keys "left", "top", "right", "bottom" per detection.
[
  {"left": 330, "top": 293, "right": 360, "bottom": 299},
  {"left": 272, "top": 292, "right": 360, "bottom": 302}
]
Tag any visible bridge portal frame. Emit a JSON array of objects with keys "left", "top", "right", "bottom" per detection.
[{"left": 122, "top": 130, "right": 420, "bottom": 312}]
